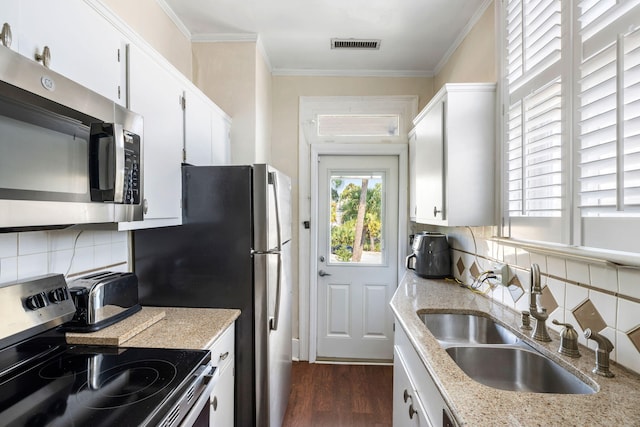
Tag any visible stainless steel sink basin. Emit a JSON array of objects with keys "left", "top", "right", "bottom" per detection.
[
  {"left": 419, "top": 313, "right": 520, "bottom": 345},
  {"left": 446, "top": 346, "right": 596, "bottom": 394}
]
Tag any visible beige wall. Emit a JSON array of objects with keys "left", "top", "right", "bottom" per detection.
[
  {"left": 271, "top": 75, "right": 433, "bottom": 339},
  {"left": 192, "top": 42, "right": 259, "bottom": 165},
  {"left": 255, "top": 50, "right": 273, "bottom": 163},
  {"left": 434, "top": 1, "right": 496, "bottom": 90},
  {"left": 101, "top": 0, "right": 192, "bottom": 78}
]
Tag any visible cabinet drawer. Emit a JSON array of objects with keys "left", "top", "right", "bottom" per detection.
[{"left": 208, "top": 323, "right": 235, "bottom": 370}]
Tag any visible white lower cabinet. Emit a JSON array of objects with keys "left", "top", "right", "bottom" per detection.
[
  {"left": 393, "top": 322, "right": 456, "bottom": 427},
  {"left": 394, "top": 347, "right": 431, "bottom": 427},
  {"left": 207, "top": 323, "right": 235, "bottom": 426}
]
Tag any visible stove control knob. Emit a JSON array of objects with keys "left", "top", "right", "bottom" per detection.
[
  {"left": 48, "top": 287, "right": 68, "bottom": 303},
  {"left": 26, "top": 292, "right": 49, "bottom": 310}
]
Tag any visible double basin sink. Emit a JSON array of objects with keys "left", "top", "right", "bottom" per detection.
[{"left": 419, "top": 313, "right": 595, "bottom": 395}]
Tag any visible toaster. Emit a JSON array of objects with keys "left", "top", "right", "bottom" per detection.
[{"left": 65, "top": 271, "right": 141, "bottom": 332}]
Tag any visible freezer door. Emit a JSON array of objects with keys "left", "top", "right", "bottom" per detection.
[{"left": 253, "top": 164, "right": 292, "bottom": 253}]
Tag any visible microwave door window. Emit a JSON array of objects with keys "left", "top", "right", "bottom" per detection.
[{"left": 0, "top": 95, "right": 91, "bottom": 202}]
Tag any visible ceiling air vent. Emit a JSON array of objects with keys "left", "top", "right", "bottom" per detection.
[{"left": 331, "top": 38, "right": 381, "bottom": 50}]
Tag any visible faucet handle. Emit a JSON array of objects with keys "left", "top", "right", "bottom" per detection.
[{"left": 552, "top": 319, "right": 581, "bottom": 358}]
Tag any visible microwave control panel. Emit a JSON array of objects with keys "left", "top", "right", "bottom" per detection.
[{"left": 123, "top": 131, "right": 141, "bottom": 205}]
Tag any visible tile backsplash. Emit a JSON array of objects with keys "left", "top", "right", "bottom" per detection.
[
  {"left": 0, "top": 229, "right": 130, "bottom": 284},
  {"left": 412, "top": 224, "right": 640, "bottom": 375}
]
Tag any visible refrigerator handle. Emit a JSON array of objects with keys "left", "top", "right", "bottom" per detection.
[
  {"left": 269, "top": 252, "right": 282, "bottom": 331},
  {"left": 269, "top": 171, "right": 283, "bottom": 251}
]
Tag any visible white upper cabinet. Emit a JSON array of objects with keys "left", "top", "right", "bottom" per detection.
[
  {"left": 17, "top": 0, "right": 126, "bottom": 105},
  {"left": 210, "top": 105, "right": 231, "bottom": 165},
  {"left": 411, "top": 83, "right": 496, "bottom": 226},
  {"left": 408, "top": 130, "right": 417, "bottom": 221},
  {"left": 124, "top": 43, "right": 183, "bottom": 229},
  {"left": 184, "top": 87, "right": 231, "bottom": 166}
]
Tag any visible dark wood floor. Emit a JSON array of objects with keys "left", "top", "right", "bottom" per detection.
[{"left": 282, "top": 362, "right": 393, "bottom": 427}]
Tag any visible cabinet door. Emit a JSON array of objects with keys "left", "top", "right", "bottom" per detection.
[
  {"left": 415, "top": 101, "right": 444, "bottom": 222},
  {"left": 128, "top": 44, "right": 183, "bottom": 226},
  {"left": 393, "top": 347, "right": 432, "bottom": 427},
  {"left": 184, "top": 89, "right": 213, "bottom": 166},
  {"left": 211, "top": 110, "right": 231, "bottom": 165},
  {"left": 19, "top": 0, "right": 125, "bottom": 104},
  {"left": 409, "top": 132, "right": 417, "bottom": 221},
  {"left": 209, "top": 363, "right": 234, "bottom": 427},
  {"left": 0, "top": 1, "right": 20, "bottom": 51}
]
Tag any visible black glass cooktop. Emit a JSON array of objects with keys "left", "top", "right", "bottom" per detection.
[{"left": 0, "top": 340, "right": 209, "bottom": 427}]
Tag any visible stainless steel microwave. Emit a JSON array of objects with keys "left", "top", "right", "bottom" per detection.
[{"left": 0, "top": 46, "right": 143, "bottom": 230}]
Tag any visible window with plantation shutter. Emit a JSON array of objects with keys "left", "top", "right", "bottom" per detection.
[
  {"left": 578, "top": 3, "right": 640, "bottom": 217},
  {"left": 501, "top": 0, "right": 640, "bottom": 253},
  {"left": 503, "top": 0, "right": 567, "bottom": 242}
]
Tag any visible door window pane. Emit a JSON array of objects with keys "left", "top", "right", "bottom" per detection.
[{"left": 329, "top": 172, "right": 384, "bottom": 265}]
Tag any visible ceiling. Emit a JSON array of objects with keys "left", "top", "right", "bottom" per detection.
[{"left": 160, "top": 0, "right": 490, "bottom": 76}]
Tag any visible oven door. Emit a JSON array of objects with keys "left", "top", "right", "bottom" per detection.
[{"left": 177, "top": 364, "right": 219, "bottom": 427}]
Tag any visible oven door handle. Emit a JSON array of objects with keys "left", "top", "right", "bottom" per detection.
[{"left": 179, "top": 365, "right": 219, "bottom": 427}]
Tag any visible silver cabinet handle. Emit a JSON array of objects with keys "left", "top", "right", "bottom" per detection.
[
  {"left": 1, "top": 23, "right": 12, "bottom": 48},
  {"left": 403, "top": 389, "right": 410, "bottom": 403},
  {"left": 35, "top": 45, "right": 51, "bottom": 68},
  {"left": 219, "top": 351, "right": 229, "bottom": 361},
  {"left": 433, "top": 206, "right": 442, "bottom": 217},
  {"left": 318, "top": 270, "right": 331, "bottom": 277}
]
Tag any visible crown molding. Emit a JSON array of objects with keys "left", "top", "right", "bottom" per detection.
[
  {"left": 156, "top": 0, "right": 192, "bottom": 40},
  {"left": 272, "top": 68, "right": 433, "bottom": 78},
  {"left": 191, "top": 33, "right": 259, "bottom": 42},
  {"left": 433, "top": 0, "right": 493, "bottom": 75}
]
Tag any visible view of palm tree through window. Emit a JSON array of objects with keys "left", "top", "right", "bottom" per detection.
[{"left": 329, "top": 173, "right": 384, "bottom": 264}]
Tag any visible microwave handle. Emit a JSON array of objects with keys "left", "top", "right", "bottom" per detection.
[{"left": 112, "top": 123, "right": 125, "bottom": 203}]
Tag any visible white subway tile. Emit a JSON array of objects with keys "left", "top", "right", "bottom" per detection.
[
  {"left": 49, "top": 249, "right": 74, "bottom": 276},
  {"left": 75, "top": 231, "right": 95, "bottom": 248},
  {"left": 566, "top": 260, "right": 590, "bottom": 285},
  {"left": 0, "top": 257, "right": 18, "bottom": 284},
  {"left": 515, "top": 248, "right": 531, "bottom": 269},
  {"left": 67, "top": 247, "right": 94, "bottom": 275},
  {"left": 94, "top": 231, "right": 112, "bottom": 246},
  {"left": 17, "top": 253, "right": 48, "bottom": 279},
  {"left": 503, "top": 246, "right": 516, "bottom": 266},
  {"left": 529, "top": 253, "right": 547, "bottom": 273},
  {"left": 618, "top": 268, "right": 640, "bottom": 300},
  {"left": 18, "top": 231, "right": 48, "bottom": 255},
  {"left": 112, "top": 231, "right": 129, "bottom": 243},
  {"left": 111, "top": 242, "right": 129, "bottom": 265},
  {"left": 546, "top": 256, "right": 566, "bottom": 279},
  {"left": 94, "top": 244, "right": 112, "bottom": 267},
  {"left": 617, "top": 298, "right": 640, "bottom": 333},
  {"left": 0, "top": 233, "right": 18, "bottom": 258},
  {"left": 589, "top": 264, "right": 618, "bottom": 293},
  {"left": 47, "top": 230, "right": 76, "bottom": 251},
  {"left": 565, "top": 283, "right": 589, "bottom": 311},
  {"left": 616, "top": 332, "right": 640, "bottom": 375},
  {"left": 546, "top": 277, "right": 566, "bottom": 310},
  {"left": 588, "top": 290, "right": 617, "bottom": 328}
]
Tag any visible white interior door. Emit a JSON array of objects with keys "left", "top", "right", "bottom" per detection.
[{"left": 316, "top": 155, "right": 398, "bottom": 361}]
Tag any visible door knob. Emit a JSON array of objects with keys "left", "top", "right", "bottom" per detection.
[{"left": 318, "top": 270, "right": 331, "bottom": 277}]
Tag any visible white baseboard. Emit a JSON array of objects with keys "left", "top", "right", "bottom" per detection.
[{"left": 292, "top": 338, "right": 300, "bottom": 361}]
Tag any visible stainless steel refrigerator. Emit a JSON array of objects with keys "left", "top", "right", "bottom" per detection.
[{"left": 132, "top": 164, "right": 292, "bottom": 427}]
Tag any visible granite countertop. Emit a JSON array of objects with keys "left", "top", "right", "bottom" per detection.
[
  {"left": 390, "top": 271, "right": 640, "bottom": 427},
  {"left": 119, "top": 307, "right": 240, "bottom": 350}
]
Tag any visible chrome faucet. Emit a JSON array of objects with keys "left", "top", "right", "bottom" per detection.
[
  {"left": 529, "top": 263, "right": 551, "bottom": 342},
  {"left": 584, "top": 328, "right": 615, "bottom": 377}
]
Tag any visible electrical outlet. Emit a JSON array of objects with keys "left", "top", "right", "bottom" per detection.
[{"left": 491, "top": 262, "right": 509, "bottom": 286}]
